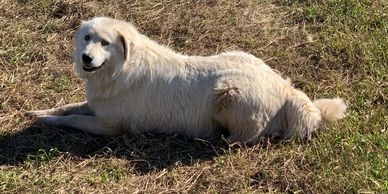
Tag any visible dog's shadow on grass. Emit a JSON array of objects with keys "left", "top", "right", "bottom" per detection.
[{"left": 0, "top": 120, "right": 230, "bottom": 174}]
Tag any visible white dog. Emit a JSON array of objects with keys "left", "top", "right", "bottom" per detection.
[{"left": 28, "top": 17, "right": 347, "bottom": 144}]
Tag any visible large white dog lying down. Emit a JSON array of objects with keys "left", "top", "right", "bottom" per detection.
[{"left": 28, "top": 17, "right": 347, "bottom": 144}]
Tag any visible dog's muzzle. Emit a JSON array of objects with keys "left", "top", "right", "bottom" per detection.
[
  {"left": 82, "top": 54, "right": 105, "bottom": 72},
  {"left": 83, "top": 62, "right": 105, "bottom": 72}
]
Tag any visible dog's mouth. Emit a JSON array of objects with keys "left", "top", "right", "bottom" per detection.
[{"left": 83, "top": 62, "right": 105, "bottom": 72}]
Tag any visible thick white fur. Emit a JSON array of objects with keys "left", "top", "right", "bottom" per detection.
[{"left": 29, "top": 17, "right": 347, "bottom": 144}]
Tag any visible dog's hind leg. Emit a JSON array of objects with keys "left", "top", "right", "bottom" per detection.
[
  {"left": 281, "top": 90, "right": 322, "bottom": 140},
  {"left": 38, "top": 114, "right": 121, "bottom": 136},
  {"left": 211, "top": 82, "right": 267, "bottom": 144},
  {"left": 26, "top": 101, "right": 94, "bottom": 117}
]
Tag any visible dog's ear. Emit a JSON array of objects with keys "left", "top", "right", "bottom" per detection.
[{"left": 118, "top": 32, "right": 130, "bottom": 61}]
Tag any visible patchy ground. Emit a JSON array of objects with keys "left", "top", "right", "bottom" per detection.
[{"left": 0, "top": 0, "right": 386, "bottom": 193}]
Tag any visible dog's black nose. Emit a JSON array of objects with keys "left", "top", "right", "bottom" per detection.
[{"left": 82, "top": 54, "right": 93, "bottom": 64}]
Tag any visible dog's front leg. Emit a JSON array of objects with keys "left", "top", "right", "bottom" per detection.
[
  {"left": 39, "top": 115, "right": 119, "bottom": 136},
  {"left": 26, "top": 101, "right": 94, "bottom": 117}
]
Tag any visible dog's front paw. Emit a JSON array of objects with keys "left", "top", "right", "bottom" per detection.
[
  {"left": 37, "top": 115, "right": 60, "bottom": 126},
  {"left": 25, "top": 112, "right": 59, "bottom": 126},
  {"left": 25, "top": 110, "right": 48, "bottom": 118},
  {"left": 25, "top": 111, "right": 41, "bottom": 118}
]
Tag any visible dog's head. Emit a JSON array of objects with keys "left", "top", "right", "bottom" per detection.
[{"left": 74, "top": 17, "right": 137, "bottom": 79}]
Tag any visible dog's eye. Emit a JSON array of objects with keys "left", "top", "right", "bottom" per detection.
[
  {"left": 101, "top": 40, "right": 110, "bottom": 46},
  {"left": 84, "top": 35, "right": 91, "bottom": 41}
]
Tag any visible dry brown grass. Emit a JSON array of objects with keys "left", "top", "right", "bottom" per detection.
[{"left": 0, "top": 0, "right": 386, "bottom": 193}]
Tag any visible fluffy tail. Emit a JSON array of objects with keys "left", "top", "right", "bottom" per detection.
[{"left": 313, "top": 97, "right": 347, "bottom": 128}]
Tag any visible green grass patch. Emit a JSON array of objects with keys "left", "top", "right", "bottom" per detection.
[{"left": 283, "top": 0, "right": 388, "bottom": 192}]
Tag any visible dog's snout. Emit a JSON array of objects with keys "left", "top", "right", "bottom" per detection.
[{"left": 82, "top": 54, "right": 93, "bottom": 64}]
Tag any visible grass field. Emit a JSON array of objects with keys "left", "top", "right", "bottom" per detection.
[{"left": 0, "top": 0, "right": 387, "bottom": 193}]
